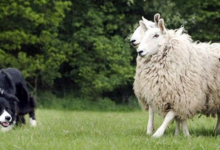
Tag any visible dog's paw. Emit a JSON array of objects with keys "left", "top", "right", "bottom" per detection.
[{"left": 29, "top": 118, "right": 37, "bottom": 127}]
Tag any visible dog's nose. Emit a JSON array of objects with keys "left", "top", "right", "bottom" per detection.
[
  {"left": 5, "top": 116, "right": 11, "bottom": 121},
  {"left": 138, "top": 50, "right": 144, "bottom": 56}
]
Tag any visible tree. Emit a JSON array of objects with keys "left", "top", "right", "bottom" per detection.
[
  {"left": 59, "top": 0, "right": 135, "bottom": 100},
  {"left": 0, "top": 0, "right": 71, "bottom": 93},
  {"left": 172, "top": 0, "right": 220, "bottom": 42}
]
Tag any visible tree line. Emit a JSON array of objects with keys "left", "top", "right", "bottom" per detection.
[{"left": 1, "top": 0, "right": 220, "bottom": 103}]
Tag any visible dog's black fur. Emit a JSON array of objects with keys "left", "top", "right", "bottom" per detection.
[{"left": 0, "top": 68, "right": 36, "bottom": 130}]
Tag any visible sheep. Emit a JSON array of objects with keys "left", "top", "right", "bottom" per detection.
[
  {"left": 131, "top": 14, "right": 161, "bottom": 135},
  {"left": 131, "top": 14, "right": 189, "bottom": 136},
  {"left": 136, "top": 18, "right": 220, "bottom": 138}
]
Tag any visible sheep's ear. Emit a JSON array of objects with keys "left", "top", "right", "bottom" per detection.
[
  {"left": 142, "top": 16, "right": 155, "bottom": 28},
  {"left": 176, "top": 26, "right": 184, "bottom": 35},
  {"left": 142, "top": 16, "right": 148, "bottom": 22},
  {"left": 142, "top": 16, "right": 151, "bottom": 27},
  {"left": 139, "top": 20, "right": 148, "bottom": 31},
  {"left": 154, "top": 13, "right": 160, "bottom": 27},
  {"left": 158, "top": 19, "right": 166, "bottom": 34}
]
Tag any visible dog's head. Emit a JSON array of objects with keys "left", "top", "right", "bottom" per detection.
[{"left": 0, "top": 97, "right": 14, "bottom": 130}]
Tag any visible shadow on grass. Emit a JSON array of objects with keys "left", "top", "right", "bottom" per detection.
[
  {"left": 190, "top": 128, "right": 220, "bottom": 137},
  {"left": 127, "top": 126, "right": 220, "bottom": 138}
]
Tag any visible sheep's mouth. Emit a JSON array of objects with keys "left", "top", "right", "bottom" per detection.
[
  {"left": 139, "top": 53, "right": 147, "bottom": 57},
  {"left": 139, "top": 52, "right": 149, "bottom": 58},
  {"left": 0, "top": 122, "right": 10, "bottom": 127},
  {"left": 131, "top": 43, "right": 139, "bottom": 47}
]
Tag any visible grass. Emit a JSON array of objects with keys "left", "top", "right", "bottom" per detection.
[{"left": 0, "top": 109, "right": 220, "bottom": 150}]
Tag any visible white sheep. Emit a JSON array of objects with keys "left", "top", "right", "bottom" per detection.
[
  {"left": 131, "top": 14, "right": 160, "bottom": 135},
  {"left": 136, "top": 18, "right": 220, "bottom": 138},
  {"left": 131, "top": 14, "right": 189, "bottom": 136}
]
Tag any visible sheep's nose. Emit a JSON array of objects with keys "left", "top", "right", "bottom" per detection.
[
  {"left": 130, "top": 39, "right": 136, "bottom": 43},
  {"left": 138, "top": 50, "right": 144, "bottom": 56},
  {"left": 130, "top": 40, "right": 136, "bottom": 45}
]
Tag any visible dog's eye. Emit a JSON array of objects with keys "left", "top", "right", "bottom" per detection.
[
  {"left": 5, "top": 108, "right": 10, "bottom": 112},
  {"left": 153, "top": 34, "right": 159, "bottom": 38}
]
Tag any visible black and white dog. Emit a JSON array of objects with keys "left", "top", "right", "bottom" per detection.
[{"left": 0, "top": 68, "right": 37, "bottom": 131}]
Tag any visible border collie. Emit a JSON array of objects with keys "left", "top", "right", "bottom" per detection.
[{"left": 0, "top": 68, "right": 37, "bottom": 131}]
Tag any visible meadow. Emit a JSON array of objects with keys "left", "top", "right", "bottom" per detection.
[{"left": 0, "top": 109, "right": 220, "bottom": 150}]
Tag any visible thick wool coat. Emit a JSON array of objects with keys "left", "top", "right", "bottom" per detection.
[{"left": 134, "top": 30, "right": 220, "bottom": 119}]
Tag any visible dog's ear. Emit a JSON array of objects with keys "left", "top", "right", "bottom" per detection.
[
  {"left": 8, "top": 95, "right": 19, "bottom": 102},
  {"left": 1, "top": 91, "right": 19, "bottom": 102},
  {"left": 1, "top": 70, "right": 15, "bottom": 94}
]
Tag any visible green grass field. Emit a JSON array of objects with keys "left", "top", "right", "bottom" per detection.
[{"left": 0, "top": 109, "right": 220, "bottom": 150}]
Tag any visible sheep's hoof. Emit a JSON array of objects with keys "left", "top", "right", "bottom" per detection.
[
  {"left": 152, "top": 131, "right": 163, "bottom": 138},
  {"left": 146, "top": 127, "right": 154, "bottom": 135},
  {"left": 146, "top": 131, "right": 153, "bottom": 135},
  {"left": 152, "top": 134, "right": 162, "bottom": 138}
]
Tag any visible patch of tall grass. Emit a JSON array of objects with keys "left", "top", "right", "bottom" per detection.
[{"left": 36, "top": 92, "right": 140, "bottom": 111}]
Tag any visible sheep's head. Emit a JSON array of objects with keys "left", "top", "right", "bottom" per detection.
[
  {"left": 130, "top": 25, "right": 146, "bottom": 48},
  {"left": 130, "top": 13, "right": 160, "bottom": 48},
  {"left": 137, "top": 19, "right": 167, "bottom": 58}
]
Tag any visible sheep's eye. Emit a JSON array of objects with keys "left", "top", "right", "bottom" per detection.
[{"left": 153, "top": 34, "right": 159, "bottom": 38}]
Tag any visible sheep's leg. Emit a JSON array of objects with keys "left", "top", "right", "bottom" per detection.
[
  {"left": 175, "top": 119, "right": 180, "bottom": 135},
  {"left": 146, "top": 105, "right": 154, "bottom": 135},
  {"left": 152, "top": 110, "right": 176, "bottom": 138},
  {"left": 175, "top": 119, "right": 190, "bottom": 136},
  {"left": 214, "top": 113, "right": 220, "bottom": 134},
  {"left": 182, "top": 119, "right": 190, "bottom": 136}
]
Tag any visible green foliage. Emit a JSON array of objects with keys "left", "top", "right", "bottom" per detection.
[
  {"left": 66, "top": 0, "right": 136, "bottom": 99},
  {"left": 173, "top": 0, "right": 220, "bottom": 42},
  {"left": 0, "top": 0, "right": 71, "bottom": 86}
]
